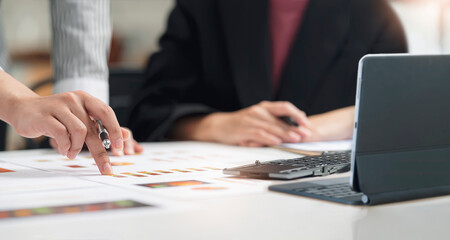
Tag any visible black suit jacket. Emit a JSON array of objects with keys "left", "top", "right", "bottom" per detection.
[{"left": 129, "top": 0, "right": 407, "bottom": 141}]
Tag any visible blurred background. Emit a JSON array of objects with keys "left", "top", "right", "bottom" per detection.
[{"left": 1, "top": 0, "right": 449, "bottom": 150}]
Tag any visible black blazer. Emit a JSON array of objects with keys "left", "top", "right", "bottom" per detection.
[{"left": 129, "top": 0, "right": 407, "bottom": 141}]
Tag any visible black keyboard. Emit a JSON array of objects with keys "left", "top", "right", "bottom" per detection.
[
  {"left": 269, "top": 177, "right": 367, "bottom": 205},
  {"left": 223, "top": 151, "right": 351, "bottom": 180},
  {"left": 295, "top": 183, "right": 363, "bottom": 199}
]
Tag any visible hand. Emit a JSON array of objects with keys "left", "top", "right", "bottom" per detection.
[
  {"left": 118, "top": 127, "right": 144, "bottom": 155},
  {"left": 301, "top": 106, "right": 355, "bottom": 142},
  {"left": 9, "top": 91, "right": 124, "bottom": 175},
  {"left": 50, "top": 127, "right": 143, "bottom": 156},
  {"left": 172, "top": 101, "right": 312, "bottom": 147}
]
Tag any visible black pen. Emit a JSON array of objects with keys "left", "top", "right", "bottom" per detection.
[{"left": 279, "top": 116, "right": 299, "bottom": 127}]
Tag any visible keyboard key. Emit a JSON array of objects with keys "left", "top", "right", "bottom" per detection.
[{"left": 294, "top": 183, "right": 363, "bottom": 199}]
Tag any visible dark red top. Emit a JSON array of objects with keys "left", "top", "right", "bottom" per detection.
[{"left": 270, "top": 0, "right": 309, "bottom": 91}]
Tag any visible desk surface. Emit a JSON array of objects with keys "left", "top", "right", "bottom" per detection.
[{"left": 0, "top": 142, "right": 449, "bottom": 240}]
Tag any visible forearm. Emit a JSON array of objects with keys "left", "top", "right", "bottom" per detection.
[
  {"left": 51, "top": 0, "right": 111, "bottom": 103},
  {"left": 0, "top": 70, "right": 38, "bottom": 125},
  {"left": 303, "top": 106, "right": 355, "bottom": 142}
]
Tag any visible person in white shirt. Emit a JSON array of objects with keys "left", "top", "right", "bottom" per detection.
[
  {"left": 0, "top": 0, "right": 111, "bottom": 104},
  {"left": 50, "top": 0, "right": 111, "bottom": 104}
]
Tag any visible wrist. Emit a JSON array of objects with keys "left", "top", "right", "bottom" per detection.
[
  {"left": 4, "top": 89, "right": 41, "bottom": 133},
  {"left": 170, "top": 113, "right": 223, "bottom": 142},
  {"left": 200, "top": 112, "right": 227, "bottom": 142},
  {"left": 3, "top": 94, "right": 35, "bottom": 128},
  {"left": 170, "top": 114, "right": 208, "bottom": 141},
  {"left": 192, "top": 113, "right": 223, "bottom": 142},
  {"left": 0, "top": 71, "right": 39, "bottom": 124}
]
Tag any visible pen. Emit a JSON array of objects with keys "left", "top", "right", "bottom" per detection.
[
  {"left": 279, "top": 116, "right": 299, "bottom": 127},
  {"left": 96, "top": 120, "right": 111, "bottom": 149}
]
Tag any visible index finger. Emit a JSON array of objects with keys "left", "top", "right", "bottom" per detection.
[
  {"left": 85, "top": 119, "right": 114, "bottom": 175},
  {"left": 260, "top": 101, "right": 311, "bottom": 128},
  {"left": 83, "top": 95, "right": 123, "bottom": 152}
]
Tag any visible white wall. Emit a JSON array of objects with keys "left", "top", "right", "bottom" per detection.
[
  {"left": 391, "top": 1, "right": 443, "bottom": 54},
  {"left": 1, "top": 0, "right": 52, "bottom": 54}
]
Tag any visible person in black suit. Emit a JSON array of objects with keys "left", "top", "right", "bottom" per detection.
[{"left": 129, "top": 0, "right": 407, "bottom": 147}]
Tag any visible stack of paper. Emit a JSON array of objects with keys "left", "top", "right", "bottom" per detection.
[{"left": 274, "top": 140, "right": 352, "bottom": 156}]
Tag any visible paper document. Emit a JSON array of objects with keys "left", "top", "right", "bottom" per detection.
[
  {"left": 0, "top": 186, "right": 186, "bottom": 222},
  {"left": 0, "top": 142, "right": 292, "bottom": 201},
  {"left": 0, "top": 161, "right": 102, "bottom": 195},
  {"left": 276, "top": 140, "right": 352, "bottom": 155}
]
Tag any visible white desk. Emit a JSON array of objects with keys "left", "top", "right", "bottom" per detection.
[{"left": 0, "top": 142, "right": 449, "bottom": 240}]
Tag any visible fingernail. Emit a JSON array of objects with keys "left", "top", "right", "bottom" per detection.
[
  {"left": 114, "top": 139, "right": 123, "bottom": 149},
  {"left": 288, "top": 132, "right": 301, "bottom": 142},
  {"left": 102, "top": 162, "right": 113, "bottom": 175}
]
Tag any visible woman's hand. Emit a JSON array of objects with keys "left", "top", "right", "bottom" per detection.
[
  {"left": 8, "top": 91, "right": 124, "bottom": 175},
  {"left": 49, "top": 127, "right": 144, "bottom": 156},
  {"left": 172, "top": 101, "right": 312, "bottom": 147}
]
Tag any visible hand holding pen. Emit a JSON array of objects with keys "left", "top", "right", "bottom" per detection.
[
  {"left": 14, "top": 91, "right": 124, "bottom": 175},
  {"left": 95, "top": 120, "right": 143, "bottom": 156},
  {"left": 48, "top": 105, "right": 143, "bottom": 174},
  {"left": 278, "top": 116, "right": 299, "bottom": 127},
  {"left": 182, "top": 101, "right": 312, "bottom": 147}
]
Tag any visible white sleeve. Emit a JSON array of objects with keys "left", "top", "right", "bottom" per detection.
[{"left": 51, "top": 0, "right": 111, "bottom": 104}]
